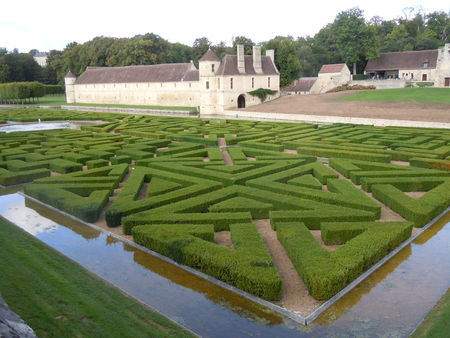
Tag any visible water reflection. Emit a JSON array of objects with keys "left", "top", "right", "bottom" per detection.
[{"left": 0, "top": 121, "right": 99, "bottom": 133}]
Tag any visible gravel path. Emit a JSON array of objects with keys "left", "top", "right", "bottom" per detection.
[{"left": 241, "top": 92, "right": 450, "bottom": 123}]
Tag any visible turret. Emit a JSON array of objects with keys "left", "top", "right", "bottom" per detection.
[
  {"left": 64, "top": 71, "right": 76, "bottom": 103},
  {"left": 198, "top": 50, "right": 221, "bottom": 113}
]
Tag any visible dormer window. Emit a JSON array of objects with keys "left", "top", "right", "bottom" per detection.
[{"left": 423, "top": 61, "right": 429, "bottom": 68}]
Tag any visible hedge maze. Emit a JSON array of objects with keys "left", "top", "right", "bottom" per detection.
[{"left": 2, "top": 109, "right": 450, "bottom": 302}]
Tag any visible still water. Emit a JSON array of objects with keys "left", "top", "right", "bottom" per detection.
[
  {"left": 0, "top": 193, "right": 449, "bottom": 337},
  {"left": 0, "top": 121, "right": 102, "bottom": 133}
]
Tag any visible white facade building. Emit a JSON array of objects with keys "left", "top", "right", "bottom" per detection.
[{"left": 65, "top": 45, "right": 280, "bottom": 114}]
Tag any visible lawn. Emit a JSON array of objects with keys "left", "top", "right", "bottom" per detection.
[
  {"left": 0, "top": 216, "right": 193, "bottom": 338},
  {"left": 412, "top": 288, "right": 450, "bottom": 337},
  {"left": 2, "top": 94, "right": 197, "bottom": 112},
  {"left": 336, "top": 88, "right": 450, "bottom": 104}
]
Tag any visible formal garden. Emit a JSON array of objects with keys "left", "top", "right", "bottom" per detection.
[{"left": 1, "top": 108, "right": 449, "bottom": 306}]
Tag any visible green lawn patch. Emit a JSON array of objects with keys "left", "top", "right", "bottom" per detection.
[
  {"left": 336, "top": 88, "right": 450, "bottom": 105},
  {"left": 0, "top": 216, "right": 193, "bottom": 338},
  {"left": 412, "top": 288, "right": 450, "bottom": 337}
]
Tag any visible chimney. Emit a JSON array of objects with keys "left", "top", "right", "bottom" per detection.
[
  {"left": 237, "top": 44, "right": 245, "bottom": 73},
  {"left": 266, "top": 49, "right": 275, "bottom": 64},
  {"left": 253, "top": 46, "right": 262, "bottom": 74}
]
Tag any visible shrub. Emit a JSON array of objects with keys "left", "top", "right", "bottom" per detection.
[
  {"left": 247, "top": 88, "right": 278, "bottom": 102},
  {"left": 132, "top": 222, "right": 282, "bottom": 300}
]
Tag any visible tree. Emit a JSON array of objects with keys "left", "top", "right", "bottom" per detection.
[
  {"left": 192, "top": 37, "right": 211, "bottom": 64},
  {"left": 262, "top": 36, "right": 302, "bottom": 87},
  {"left": 426, "top": 11, "right": 449, "bottom": 42},
  {"left": 331, "top": 8, "right": 379, "bottom": 74},
  {"left": 232, "top": 36, "right": 254, "bottom": 54}
]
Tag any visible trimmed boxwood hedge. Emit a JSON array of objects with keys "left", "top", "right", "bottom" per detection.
[
  {"left": 132, "top": 222, "right": 282, "bottom": 300},
  {"left": 277, "top": 221, "right": 412, "bottom": 300}
]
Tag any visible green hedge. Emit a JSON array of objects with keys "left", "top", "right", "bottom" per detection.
[
  {"left": 133, "top": 222, "right": 282, "bottom": 300},
  {"left": 372, "top": 182, "right": 450, "bottom": 227},
  {"left": 25, "top": 183, "right": 113, "bottom": 222},
  {"left": 49, "top": 159, "right": 83, "bottom": 174},
  {"left": 0, "top": 82, "right": 45, "bottom": 104},
  {"left": 277, "top": 221, "right": 412, "bottom": 300},
  {"left": 321, "top": 221, "right": 413, "bottom": 245},
  {"left": 0, "top": 168, "right": 50, "bottom": 186}
]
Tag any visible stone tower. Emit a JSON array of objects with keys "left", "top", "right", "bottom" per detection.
[
  {"left": 64, "top": 71, "right": 76, "bottom": 103},
  {"left": 435, "top": 43, "right": 450, "bottom": 87},
  {"left": 199, "top": 50, "right": 221, "bottom": 114}
]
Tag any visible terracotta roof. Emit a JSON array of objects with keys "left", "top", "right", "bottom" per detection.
[
  {"left": 365, "top": 50, "right": 438, "bottom": 72},
  {"left": 199, "top": 50, "right": 221, "bottom": 62},
  {"left": 65, "top": 71, "right": 76, "bottom": 78},
  {"left": 282, "top": 77, "right": 317, "bottom": 92},
  {"left": 319, "top": 64, "right": 347, "bottom": 74},
  {"left": 216, "top": 55, "right": 279, "bottom": 76},
  {"left": 75, "top": 63, "right": 199, "bottom": 84}
]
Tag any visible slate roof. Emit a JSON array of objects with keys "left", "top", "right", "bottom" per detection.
[
  {"left": 216, "top": 55, "right": 279, "bottom": 75},
  {"left": 319, "top": 63, "right": 347, "bottom": 74},
  {"left": 365, "top": 50, "right": 438, "bottom": 72},
  {"left": 199, "top": 50, "right": 221, "bottom": 62},
  {"left": 75, "top": 63, "right": 199, "bottom": 84},
  {"left": 282, "top": 77, "right": 317, "bottom": 92}
]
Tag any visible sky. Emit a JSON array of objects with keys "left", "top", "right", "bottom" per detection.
[{"left": 1, "top": 0, "right": 449, "bottom": 52}]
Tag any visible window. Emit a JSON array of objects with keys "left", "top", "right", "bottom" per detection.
[
  {"left": 230, "top": 78, "right": 233, "bottom": 89},
  {"left": 422, "top": 74, "right": 427, "bottom": 81},
  {"left": 423, "top": 61, "right": 429, "bottom": 68},
  {"left": 206, "top": 81, "right": 209, "bottom": 89},
  {"left": 212, "top": 64, "right": 215, "bottom": 72},
  {"left": 252, "top": 77, "right": 254, "bottom": 88},
  {"left": 189, "top": 83, "right": 191, "bottom": 88},
  {"left": 268, "top": 77, "right": 270, "bottom": 87}
]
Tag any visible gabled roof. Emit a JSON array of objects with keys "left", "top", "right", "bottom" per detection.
[
  {"left": 75, "top": 63, "right": 199, "bottom": 84},
  {"left": 199, "top": 50, "right": 221, "bottom": 62},
  {"left": 365, "top": 49, "right": 438, "bottom": 72},
  {"left": 65, "top": 70, "right": 76, "bottom": 78},
  {"left": 216, "top": 55, "right": 279, "bottom": 76},
  {"left": 319, "top": 63, "right": 347, "bottom": 74},
  {"left": 282, "top": 77, "right": 317, "bottom": 92}
]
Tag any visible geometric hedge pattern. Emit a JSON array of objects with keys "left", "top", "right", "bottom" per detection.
[{"left": 2, "top": 110, "right": 450, "bottom": 301}]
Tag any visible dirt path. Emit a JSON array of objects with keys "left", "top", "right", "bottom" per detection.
[
  {"left": 218, "top": 137, "right": 233, "bottom": 166},
  {"left": 253, "top": 219, "right": 323, "bottom": 316},
  {"left": 241, "top": 92, "right": 450, "bottom": 123},
  {"left": 214, "top": 231, "right": 234, "bottom": 249}
]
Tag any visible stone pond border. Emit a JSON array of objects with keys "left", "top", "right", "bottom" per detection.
[
  {"left": 208, "top": 110, "right": 450, "bottom": 129},
  {"left": 15, "top": 191, "right": 450, "bottom": 326}
]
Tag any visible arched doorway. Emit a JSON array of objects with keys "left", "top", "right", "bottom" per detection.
[{"left": 237, "top": 94, "right": 246, "bottom": 108}]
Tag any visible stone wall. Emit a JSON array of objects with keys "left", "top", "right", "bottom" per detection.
[
  {"left": 435, "top": 43, "right": 450, "bottom": 87},
  {"left": 350, "top": 79, "right": 406, "bottom": 89},
  {"left": 73, "top": 81, "right": 200, "bottom": 107}
]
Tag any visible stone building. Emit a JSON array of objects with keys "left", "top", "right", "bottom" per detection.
[
  {"left": 281, "top": 63, "right": 351, "bottom": 95},
  {"left": 364, "top": 43, "right": 450, "bottom": 87},
  {"left": 65, "top": 45, "right": 279, "bottom": 114}
]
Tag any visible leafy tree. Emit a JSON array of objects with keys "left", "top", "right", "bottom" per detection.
[
  {"left": 192, "top": 37, "right": 211, "bottom": 64},
  {"left": 232, "top": 36, "right": 254, "bottom": 54},
  {"left": 262, "top": 36, "right": 302, "bottom": 86},
  {"left": 331, "top": 8, "right": 379, "bottom": 74}
]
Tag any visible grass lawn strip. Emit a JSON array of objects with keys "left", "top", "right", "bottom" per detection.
[
  {"left": 0, "top": 216, "right": 194, "bottom": 338},
  {"left": 411, "top": 288, "right": 450, "bottom": 337},
  {"left": 336, "top": 88, "right": 450, "bottom": 105}
]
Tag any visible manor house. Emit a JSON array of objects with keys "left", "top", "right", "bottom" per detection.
[
  {"left": 65, "top": 45, "right": 280, "bottom": 114},
  {"left": 364, "top": 43, "right": 450, "bottom": 87}
]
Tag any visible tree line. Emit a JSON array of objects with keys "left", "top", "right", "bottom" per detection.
[{"left": 1, "top": 7, "right": 449, "bottom": 87}]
